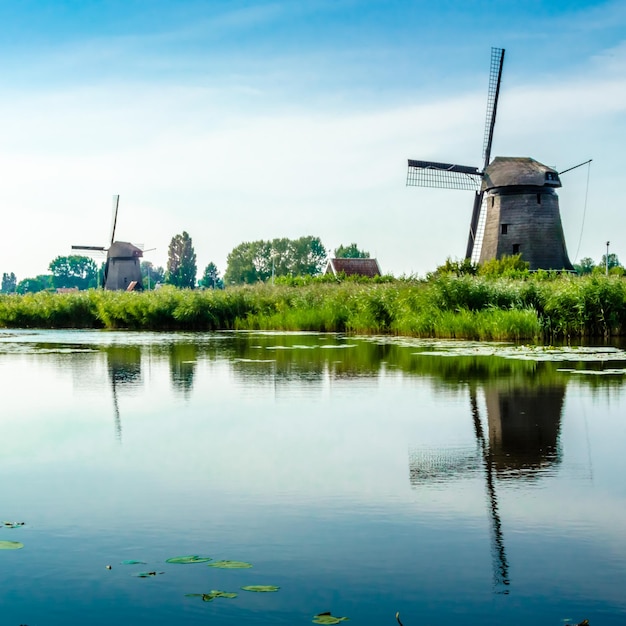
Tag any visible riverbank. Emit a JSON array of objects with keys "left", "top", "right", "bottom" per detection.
[{"left": 1, "top": 275, "right": 625, "bottom": 340}]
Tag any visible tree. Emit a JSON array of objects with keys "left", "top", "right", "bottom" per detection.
[
  {"left": 141, "top": 261, "right": 165, "bottom": 289},
  {"left": 1, "top": 272, "right": 17, "bottom": 293},
  {"left": 224, "top": 236, "right": 327, "bottom": 285},
  {"left": 334, "top": 243, "right": 370, "bottom": 259},
  {"left": 48, "top": 255, "right": 99, "bottom": 290},
  {"left": 166, "top": 231, "right": 197, "bottom": 288},
  {"left": 199, "top": 262, "right": 223, "bottom": 289},
  {"left": 16, "top": 274, "right": 54, "bottom": 294},
  {"left": 600, "top": 253, "right": 621, "bottom": 272},
  {"left": 574, "top": 257, "right": 595, "bottom": 275}
]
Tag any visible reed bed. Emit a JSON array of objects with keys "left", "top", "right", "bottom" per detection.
[{"left": 1, "top": 275, "right": 625, "bottom": 340}]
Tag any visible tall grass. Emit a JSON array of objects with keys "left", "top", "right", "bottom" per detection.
[{"left": 0, "top": 275, "right": 625, "bottom": 340}]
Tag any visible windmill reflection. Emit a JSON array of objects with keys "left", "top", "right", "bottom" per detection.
[
  {"left": 409, "top": 381, "right": 565, "bottom": 594},
  {"left": 106, "top": 346, "right": 142, "bottom": 442}
]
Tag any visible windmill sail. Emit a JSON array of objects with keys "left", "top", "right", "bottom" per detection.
[
  {"left": 109, "top": 194, "right": 120, "bottom": 246},
  {"left": 406, "top": 47, "right": 507, "bottom": 262},
  {"left": 467, "top": 47, "right": 505, "bottom": 261},
  {"left": 482, "top": 48, "right": 505, "bottom": 170},
  {"left": 406, "top": 160, "right": 482, "bottom": 191}
]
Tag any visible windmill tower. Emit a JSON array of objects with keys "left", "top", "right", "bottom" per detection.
[
  {"left": 406, "top": 48, "right": 574, "bottom": 271},
  {"left": 72, "top": 195, "right": 144, "bottom": 290}
]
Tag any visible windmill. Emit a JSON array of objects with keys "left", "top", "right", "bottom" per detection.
[
  {"left": 72, "top": 195, "right": 144, "bottom": 290},
  {"left": 407, "top": 48, "right": 574, "bottom": 271}
]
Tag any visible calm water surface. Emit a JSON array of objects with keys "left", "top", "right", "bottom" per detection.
[{"left": 1, "top": 329, "right": 625, "bottom": 626}]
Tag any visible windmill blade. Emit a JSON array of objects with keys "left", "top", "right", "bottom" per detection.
[
  {"left": 482, "top": 47, "right": 505, "bottom": 170},
  {"left": 465, "top": 191, "right": 486, "bottom": 260},
  {"left": 72, "top": 245, "right": 106, "bottom": 251},
  {"left": 109, "top": 194, "right": 120, "bottom": 246},
  {"left": 407, "top": 159, "right": 482, "bottom": 191},
  {"left": 470, "top": 389, "right": 510, "bottom": 594}
]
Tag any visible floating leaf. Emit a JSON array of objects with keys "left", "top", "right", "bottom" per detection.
[
  {"left": 185, "top": 590, "right": 238, "bottom": 602},
  {"left": 313, "top": 612, "right": 350, "bottom": 624},
  {"left": 166, "top": 555, "right": 212, "bottom": 564},
  {"left": 121, "top": 560, "right": 146, "bottom": 565},
  {"left": 208, "top": 560, "right": 252, "bottom": 569},
  {"left": 0, "top": 540, "right": 23, "bottom": 550},
  {"left": 241, "top": 585, "right": 279, "bottom": 592},
  {"left": 134, "top": 571, "right": 164, "bottom": 578}
]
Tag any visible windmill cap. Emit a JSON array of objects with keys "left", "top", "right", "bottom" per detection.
[
  {"left": 108, "top": 241, "right": 143, "bottom": 258},
  {"left": 482, "top": 157, "right": 561, "bottom": 191}
]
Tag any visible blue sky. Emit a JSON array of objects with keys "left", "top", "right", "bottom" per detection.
[{"left": 1, "top": 0, "right": 625, "bottom": 280}]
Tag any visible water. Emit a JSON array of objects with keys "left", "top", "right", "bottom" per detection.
[{"left": 1, "top": 329, "right": 625, "bottom": 626}]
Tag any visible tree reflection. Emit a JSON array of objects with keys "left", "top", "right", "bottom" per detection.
[{"left": 168, "top": 342, "right": 197, "bottom": 398}]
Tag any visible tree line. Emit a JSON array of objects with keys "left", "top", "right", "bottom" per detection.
[{"left": 1, "top": 232, "right": 370, "bottom": 294}]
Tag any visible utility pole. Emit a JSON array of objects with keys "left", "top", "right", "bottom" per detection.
[{"left": 606, "top": 241, "right": 610, "bottom": 276}]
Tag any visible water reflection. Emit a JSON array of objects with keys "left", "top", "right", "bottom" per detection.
[
  {"left": 0, "top": 330, "right": 625, "bottom": 626},
  {"left": 105, "top": 345, "right": 142, "bottom": 441},
  {"left": 409, "top": 376, "right": 566, "bottom": 594},
  {"left": 168, "top": 342, "right": 197, "bottom": 397}
]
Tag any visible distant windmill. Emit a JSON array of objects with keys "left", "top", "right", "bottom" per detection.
[
  {"left": 407, "top": 48, "right": 574, "bottom": 270},
  {"left": 73, "top": 195, "right": 144, "bottom": 290}
]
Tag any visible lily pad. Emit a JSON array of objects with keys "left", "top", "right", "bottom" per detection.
[
  {"left": 0, "top": 540, "right": 23, "bottom": 550},
  {"left": 241, "top": 585, "right": 279, "bottom": 592},
  {"left": 121, "top": 560, "right": 146, "bottom": 565},
  {"left": 166, "top": 555, "right": 212, "bottom": 564},
  {"left": 208, "top": 560, "right": 252, "bottom": 569},
  {"left": 313, "top": 614, "right": 350, "bottom": 624},
  {"left": 185, "top": 590, "right": 238, "bottom": 602}
]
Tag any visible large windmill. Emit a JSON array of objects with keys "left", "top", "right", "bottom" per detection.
[
  {"left": 407, "top": 48, "right": 574, "bottom": 271},
  {"left": 73, "top": 195, "right": 144, "bottom": 291}
]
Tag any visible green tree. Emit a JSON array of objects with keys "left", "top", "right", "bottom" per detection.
[
  {"left": 16, "top": 274, "right": 54, "bottom": 294},
  {"left": 141, "top": 261, "right": 165, "bottom": 289},
  {"left": 166, "top": 231, "right": 197, "bottom": 288},
  {"left": 1, "top": 272, "right": 17, "bottom": 293},
  {"left": 600, "top": 253, "right": 621, "bottom": 272},
  {"left": 574, "top": 257, "right": 596, "bottom": 275},
  {"left": 48, "top": 255, "right": 99, "bottom": 290},
  {"left": 334, "top": 243, "right": 370, "bottom": 259},
  {"left": 199, "top": 262, "right": 223, "bottom": 289},
  {"left": 224, "top": 236, "right": 327, "bottom": 285}
]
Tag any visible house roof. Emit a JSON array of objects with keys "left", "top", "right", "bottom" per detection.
[{"left": 325, "top": 258, "right": 381, "bottom": 277}]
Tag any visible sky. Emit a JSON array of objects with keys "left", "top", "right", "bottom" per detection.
[{"left": 1, "top": 0, "right": 625, "bottom": 281}]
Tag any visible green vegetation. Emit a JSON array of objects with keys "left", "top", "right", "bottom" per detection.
[
  {"left": 224, "top": 236, "right": 326, "bottom": 285},
  {"left": 166, "top": 231, "right": 197, "bottom": 288},
  {"left": 334, "top": 243, "right": 370, "bottom": 258},
  {"left": 1, "top": 271, "right": 626, "bottom": 340},
  {"left": 48, "top": 255, "right": 100, "bottom": 290}
]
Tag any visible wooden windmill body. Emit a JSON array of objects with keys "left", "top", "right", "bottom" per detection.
[
  {"left": 407, "top": 48, "right": 574, "bottom": 271},
  {"left": 72, "top": 195, "right": 144, "bottom": 291}
]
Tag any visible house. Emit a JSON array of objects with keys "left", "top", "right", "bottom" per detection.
[{"left": 324, "top": 258, "right": 382, "bottom": 278}]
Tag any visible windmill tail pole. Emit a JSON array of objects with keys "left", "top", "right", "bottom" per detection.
[{"left": 558, "top": 159, "right": 592, "bottom": 176}]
